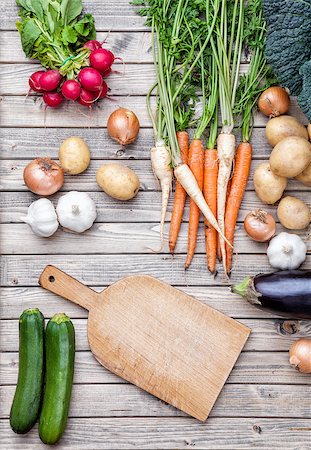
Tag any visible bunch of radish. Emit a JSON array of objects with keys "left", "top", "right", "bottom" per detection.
[{"left": 28, "top": 40, "right": 117, "bottom": 109}]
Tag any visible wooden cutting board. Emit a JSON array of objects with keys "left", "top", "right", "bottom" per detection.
[{"left": 39, "top": 265, "right": 250, "bottom": 421}]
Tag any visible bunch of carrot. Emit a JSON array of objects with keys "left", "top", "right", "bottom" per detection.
[{"left": 133, "top": 0, "right": 275, "bottom": 275}]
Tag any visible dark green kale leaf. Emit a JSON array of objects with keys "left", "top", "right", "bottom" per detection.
[
  {"left": 262, "top": 0, "right": 311, "bottom": 95},
  {"left": 298, "top": 60, "right": 311, "bottom": 121}
]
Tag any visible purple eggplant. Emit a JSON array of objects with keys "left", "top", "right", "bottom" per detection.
[{"left": 232, "top": 270, "right": 311, "bottom": 319}]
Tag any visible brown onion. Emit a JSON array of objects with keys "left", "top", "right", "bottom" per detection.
[
  {"left": 23, "top": 158, "right": 64, "bottom": 195},
  {"left": 289, "top": 338, "right": 311, "bottom": 373},
  {"left": 258, "top": 86, "right": 290, "bottom": 117},
  {"left": 244, "top": 209, "right": 276, "bottom": 242},
  {"left": 107, "top": 108, "right": 140, "bottom": 145}
]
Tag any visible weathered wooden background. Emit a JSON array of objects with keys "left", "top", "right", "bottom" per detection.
[{"left": 0, "top": 1, "right": 310, "bottom": 449}]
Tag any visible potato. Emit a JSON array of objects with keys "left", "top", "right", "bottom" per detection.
[
  {"left": 277, "top": 196, "right": 311, "bottom": 230},
  {"left": 59, "top": 137, "right": 90, "bottom": 175},
  {"left": 295, "top": 161, "right": 311, "bottom": 186},
  {"left": 266, "top": 115, "right": 308, "bottom": 147},
  {"left": 269, "top": 136, "right": 311, "bottom": 177},
  {"left": 253, "top": 162, "right": 287, "bottom": 204},
  {"left": 96, "top": 163, "right": 140, "bottom": 200}
]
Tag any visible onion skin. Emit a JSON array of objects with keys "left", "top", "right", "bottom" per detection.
[
  {"left": 107, "top": 108, "right": 140, "bottom": 145},
  {"left": 289, "top": 339, "right": 311, "bottom": 373},
  {"left": 258, "top": 86, "right": 290, "bottom": 117},
  {"left": 244, "top": 209, "right": 276, "bottom": 242},
  {"left": 232, "top": 270, "right": 311, "bottom": 319},
  {"left": 23, "top": 158, "right": 64, "bottom": 195}
]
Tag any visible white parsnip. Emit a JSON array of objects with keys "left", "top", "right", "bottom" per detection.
[
  {"left": 175, "top": 163, "right": 232, "bottom": 248},
  {"left": 217, "top": 132, "right": 236, "bottom": 271},
  {"left": 151, "top": 142, "right": 173, "bottom": 249}
]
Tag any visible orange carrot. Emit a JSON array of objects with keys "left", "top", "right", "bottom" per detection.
[
  {"left": 185, "top": 139, "right": 204, "bottom": 269},
  {"left": 217, "top": 178, "right": 231, "bottom": 262},
  {"left": 203, "top": 149, "right": 218, "bottom": 273},
  {"left": 225, "top": 142, "right": 252, "bottom": 273},
  {"left": 169, "top": 131, "right": 189, "bottom": 254}
]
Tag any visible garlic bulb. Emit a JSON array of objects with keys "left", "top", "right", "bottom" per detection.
[
  {"left": 21, "top": 198, "right": 59, "bottom": 237},
  {"left": 267, "top": 232, "right": 307, "bottom": 270},
  {"left": 56, "top": 191, "right": 97, "bottom": 233}
]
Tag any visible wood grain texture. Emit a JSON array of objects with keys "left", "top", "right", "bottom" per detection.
[
  {"left": 0, "top": 32, "right": 153, "bottom": 63},
  {"left": 0, "top": 127, "right": 274, "bottom": 159},
  {"left": 0, "top": 32, "right": 259, "bottom": 63},
  {"left": 1, "top": 318, "right": 309, "bottom": 353},
  {"left": 1, "top": 158, "right": 310, "bottom": 192},
  {"left": 39, "top": 266, "right": 250, "bottom": 421},
  {"left": 2, "top": 351, "right": 310, "bottom": 385},
  {"left": 0, "top": 286, "right": 282, "bottom": 319},
  {"left": 1, "top": 384, "right": 311, "bottom": 419},
  {"left": 1, "top": 191, "right": 310, "bottom": 224},
  {"left": 1, "top": 417, "right": 311, "bottom": 450},
  {"left": 0, "top": 1, "right": 146, "bottom": 31},
  {"left": 0, "top": 95, "right": 307, "bottom": 128},
  {"left": 1, "top": 254, "right": 310, "bottom": 287},
  {"left": 0, "top": 0, "right": 310, "bottom": 443},
  {"left": 1, "top": 223, "right": 310, "bottom": 255},
  {"left": 0, "top": 63, "right": 253, "bottom": 96}
]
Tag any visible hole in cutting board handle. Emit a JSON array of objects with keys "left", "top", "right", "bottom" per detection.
[{"left": 49, "top": 275, "right": 55, "bottom": 283}]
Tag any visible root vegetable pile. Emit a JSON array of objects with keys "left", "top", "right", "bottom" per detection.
[
  {"left": 134, "top": 0, "right": 276, "bottom": 275},
  {"left": 16, "top": 0, "right": 120, "bottom": 109}
]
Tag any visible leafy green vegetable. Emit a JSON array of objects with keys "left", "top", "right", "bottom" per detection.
[
  {"left": 16, "top": 0, "right": 96, "bottom": 77},
  {"left": 234, "top": 0, "right": 276, "bottom": 142},
  {"left": 298, "top": 61, "right": 311, "bottom": 121},
  {"left": 262, "top": 0, "right": 311, "bottom": 96}
]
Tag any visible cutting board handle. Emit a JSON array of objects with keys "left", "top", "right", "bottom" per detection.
[{"left": 39, "top": 265, "right": 98, "bottom": 311}]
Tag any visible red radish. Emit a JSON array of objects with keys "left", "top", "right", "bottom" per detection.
[
  {"left": 40, "top": 70, "right": 62, "bottom": 91},
  {"left": 84, "top": 40, "right": 102, "bottom": 52},
  {"left": 96, "top": 81, "right": 108, "bottom": 99},
  {"left": 29, "top": 71, "right": 45, "bottom": 92},
  {"left": 102, "top": 68, "right": 112, "bottom": 77},
  {"left": 61, "top": 79, "right": 81, "bottom": 101},
  {"left": 78, "top": 67, "right": 103, "bottom": 92},
  {"left": 43, "top": 92, "right": 64, "bottom": 108},
  {"left": 90, "top": 48, "right": 115, "bottom": 73},
  {"left": 78, "top": 88, "right": 97, "bottom": 106}
]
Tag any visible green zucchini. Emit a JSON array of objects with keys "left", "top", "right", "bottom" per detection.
[
  {"left": 39, "top": 313, "right": 75, "bottom": 445},
  {"left": 10, "top": 308, "right": 45, "bottom": 434}
]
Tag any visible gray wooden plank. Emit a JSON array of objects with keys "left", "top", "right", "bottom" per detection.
[
  {"left": 1, "top": 223, "right": 310, "bottom": 255},
  {"left": 0, "top": 286, "right": 282, "bottom": 320},
  {"left": 0, "top": 127, "right": 155, "bottom": 160},
  {"left": 0, "top": 95, "right": 307, "bottom": 128},
  {"left": 1, "top": 417, "right": 311, "bottom": 450},
  {"left": 0, "top": 63, "right": 253, "bottom": 96},
  {"left": 0, "top": 1, "right": 146, "bottom": 31},
  {"left": 0, "top": 127, "right": 274, "bottom": 159},
  {"left": 0, "top": 64, "right": 156, "bottom": 96},
  {"left": 1, "top": 191, "right": 310, "bottom": 224},
  {"left": 0, "top": 32, "right": 153, "bottom": 63},
  {"left": 2, "top": 351, "right": 310, "bottom": 385},
  {"left": 1, "top": 383, "right": 311, "bottom": 418},
  {"left": 1, "top": 254, "right": 310, "bottom": 287},
  {"left": 1, "top": 159, "right": 309, "bottom": 191},
  {"left": 0, "top": 31, "right": 257, "bottom": 64},
  {"left": 1, "top": 318, "right": 310, "bottom": 352}
]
